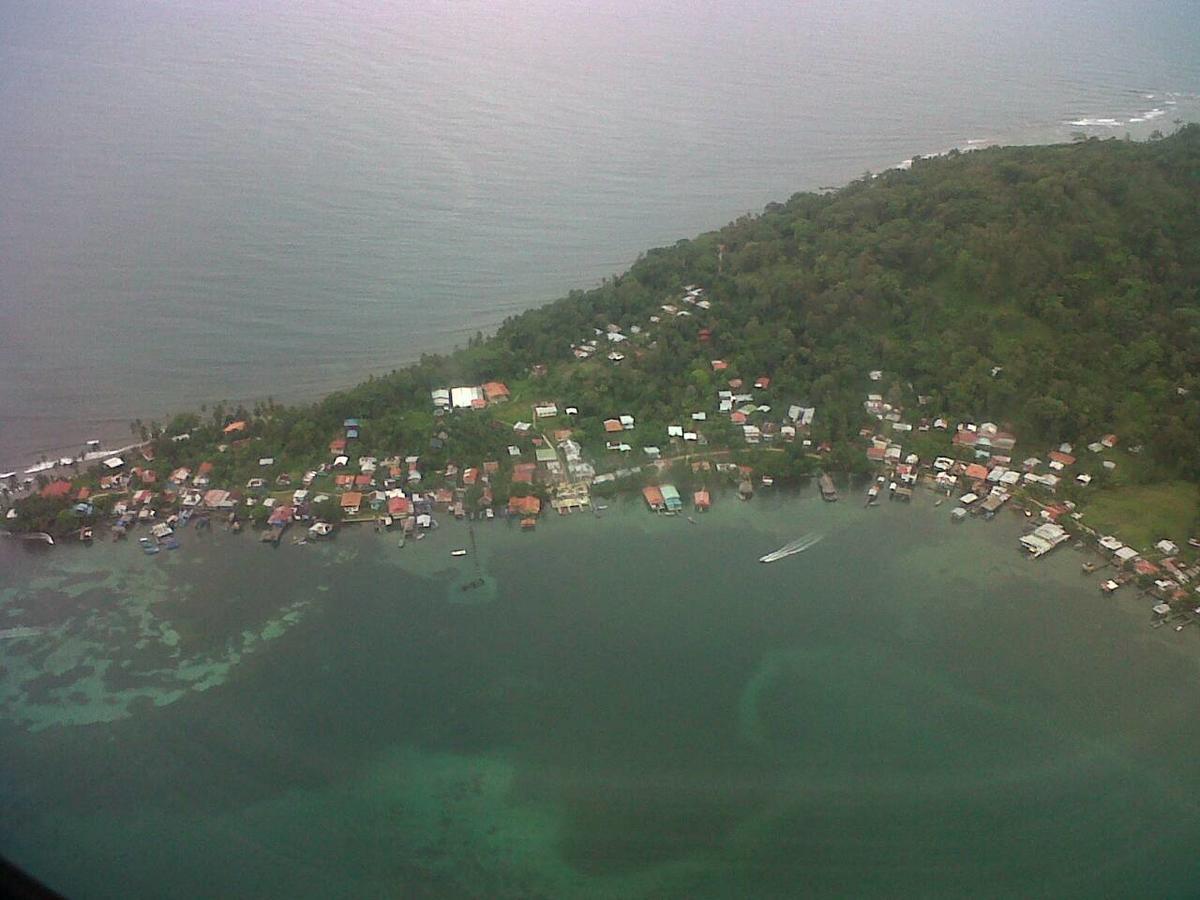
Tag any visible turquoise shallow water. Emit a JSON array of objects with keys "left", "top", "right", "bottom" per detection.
[{"left": 3, "top": 489, "right": 1200, "bottom": 897}]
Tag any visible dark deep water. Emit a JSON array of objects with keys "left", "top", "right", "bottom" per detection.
[
  {"left": 2, "top": 0, "right": 1200, "bottom": 469},
  {"left": 4, "top": 495, "right": 1200, "bottom": 898}
]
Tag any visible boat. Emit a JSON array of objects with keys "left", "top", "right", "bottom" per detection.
[
  {"left": 79, "top": 527, "right": 94, "bottom": 542},
  {"left": 759, "top": 533, "right": 822, "bottom": 563},
  {"left": 933, "top": 498, "right": 944, "bottom": 507},
  {"left": 308, "top": 521, "right": 334, "bottom": 539},
  {"left": 451, "top": 549, "right": 467, "bottom": 557},
  {"left": 18, "top": 532, "right": 54, "bottom": 545},
  {"left": 0, "top": 626, "right": 45, "bottom": 640},
  {"left": 1189, "top": 537, "right": 1200, "bottom": 549},
  {"left": 818, "top": 473, "right": 838, "bottom": 502}
]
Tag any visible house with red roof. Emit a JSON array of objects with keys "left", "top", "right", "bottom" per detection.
[
  {"left": 508, "top": 495, "right": 541, "bottom": 517},
  {"left": 482, "top": 382, "right": 510, "bottom": 403},
  {"left": 40, "top": 480, "right": 72, "bottom": 500}
]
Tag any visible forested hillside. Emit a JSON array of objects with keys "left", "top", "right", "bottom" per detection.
[{"left": 474, "top": 126, "right": 1200, "bottom": 476}]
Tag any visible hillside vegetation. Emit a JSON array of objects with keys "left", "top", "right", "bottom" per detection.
[
  {"left": 485, "top": 126, "right": 1200, "bottom": 477},
  {"left": 9, "top": 127, "right": 1200, "bottom": 539}
]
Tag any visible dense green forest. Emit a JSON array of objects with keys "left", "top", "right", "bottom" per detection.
[
  {"left": 483, "top": 126, "right": 1200, "bottom": 475},
  {"left": 9, "top": 126, "right": 1200, "bottom": 534}
]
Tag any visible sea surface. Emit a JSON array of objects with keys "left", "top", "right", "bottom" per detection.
[
  {"left": 3, "top": 493, "right": 1200, "bottom": 898},
  {"left": 3, "top": 0, "right": 1200, "bottom": 469}
]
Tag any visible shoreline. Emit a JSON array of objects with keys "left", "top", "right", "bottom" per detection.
[{"left": 7, "top": 113, "right": 1194, "bottom": 477}]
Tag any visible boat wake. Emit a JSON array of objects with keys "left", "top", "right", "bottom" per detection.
[{"left": 759, "top": 532, "right": 822, "bottom": 563}]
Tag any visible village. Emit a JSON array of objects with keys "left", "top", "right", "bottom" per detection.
[{"left": 3, "top": 279, "right": 1198, "bottom": 632}]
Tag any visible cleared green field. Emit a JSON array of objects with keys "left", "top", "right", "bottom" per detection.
[{"left": 1081, "top": 482, "right": 1199, "bottom": 552}]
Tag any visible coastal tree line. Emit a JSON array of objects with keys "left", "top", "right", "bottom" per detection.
[{"left": 7, "top": 126, "right": 1200, "bottom": 535}]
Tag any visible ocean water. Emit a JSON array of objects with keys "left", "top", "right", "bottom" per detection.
[
  {"left": 3, "top": 493, "right": 1200, "bottom": 897},
  {"left": 3, "top": 0, "right": 1200, "bottom": 468}
]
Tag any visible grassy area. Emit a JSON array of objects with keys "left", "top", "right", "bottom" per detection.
[{"left": 1079, "top": 481, "right": 1199, "bottom": 552}]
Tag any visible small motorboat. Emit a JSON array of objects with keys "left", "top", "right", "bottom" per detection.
[{"left": 451, "top": 549, "right": 467, "bottom": 557}]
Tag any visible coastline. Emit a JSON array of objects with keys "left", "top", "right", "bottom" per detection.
[
  {"left": 5, "top": 132, "right": 1199, "bottom": 627},
  {"left": 7, "top": 107, "right": 1195, "bottom": 477}
]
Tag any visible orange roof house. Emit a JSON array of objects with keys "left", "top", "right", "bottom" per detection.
[
  {"left": 1049, "top": 451, "right": 1076, "bottom": 466},
  {"left": 223, "top": 421, "right": 247, "bottom": 435},
  {"left": 482, "top": 382, "right": 510, "bottom": 402},
  {"left": 603, "top": 419, "right": 623, "bottom": 433},
  {"left": 40, "top": 480, "right": 74, "bottom": 500},
  {"left": 1133, "top": 558, "right": 1160, "bottom": 576},
  {"left": 508, "top": 495, "right": 541, "bottom": 517},
  {"left": 964, "top": 463, "right": 989, "bottom": 481},
  {"left": 340, "top": 491, "right": 363, "bottom": 511},
  {"left": 711, "top": 360, "right": 728, "bottom": 372}
]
